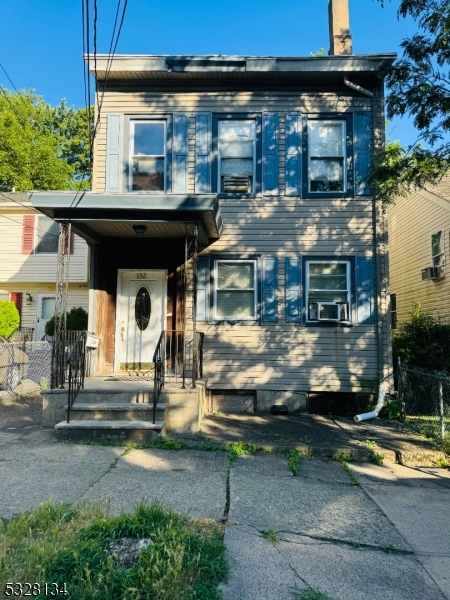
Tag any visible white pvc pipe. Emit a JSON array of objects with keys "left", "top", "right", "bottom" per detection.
[{"left": 354, "top": 384, "right": 385, "bottom": 422}]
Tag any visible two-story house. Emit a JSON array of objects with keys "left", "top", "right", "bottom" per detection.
[
  {"left": 389, "top": 175, "right": 450, "bottom": 328},
  {"left": 0, "top": 192, "right": 89, "bottom": 340},
  {"left": 33, "top": 0, "right": 394, "bottom": 433}
]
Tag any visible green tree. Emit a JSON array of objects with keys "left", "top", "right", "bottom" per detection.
[
  {"left": 370, "top": 0, "right": 450, "bottom": 204},
  {"left": 0, "top": 89, "right": 92, "bottom": 191}
]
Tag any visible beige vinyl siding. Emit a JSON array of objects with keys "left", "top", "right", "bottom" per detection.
[
  {"left": 0, "top": 211, "right": 88, "bottom": 283},
  {"left": 89, "top": 86, "right": 389, "bottom": 392},
  {"left": 0, "top": 283, "right": 89, "bottom": 332},
  {"left": 92, "top": 90, "right": 372, "bottom": 193},
  {"left": 389, "top": 189, "right": 450, "bottom": 324},
  {"left": 197, "top": 197, "right": 377, "bottom": 392}
]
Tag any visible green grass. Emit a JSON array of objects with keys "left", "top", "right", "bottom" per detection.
[
  {"left": 261, "top": 527, "right": 279, "bottom": 547},
  {"left": 405, "top": 415, "right": 450, "bottom": 454},
  {"left": 0, "top": 501, "right": 227, "bottom": 600}
]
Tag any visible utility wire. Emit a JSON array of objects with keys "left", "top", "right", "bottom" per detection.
[
  {"left": 0, "top": 212, "right": 59, "bottom": 237},
  {"left": 0, "top": 62, "right": 18, "bottom": 92},
  {"left": 93, "top": 0, "right": 129, "bottom": 138}
]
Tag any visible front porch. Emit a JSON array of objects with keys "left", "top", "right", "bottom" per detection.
[{"left": 29, "top": 191, "right": 222, "bottom": 440}]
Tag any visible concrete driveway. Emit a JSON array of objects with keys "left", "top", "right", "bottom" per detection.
[{"left": 0, "top": 420, "right": 449, "bottom": 600}]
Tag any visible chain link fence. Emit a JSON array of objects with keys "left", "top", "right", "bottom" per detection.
[
  {"left": 0, "top": 338, "right": 52, "bottom": 401},
  {"left": 398, "top": 360, "right": 450, "bottom": 449}
]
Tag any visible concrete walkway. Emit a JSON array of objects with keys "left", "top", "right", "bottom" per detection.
[{"left": 0, "top": 423, "right": 448, "bottom": 600}]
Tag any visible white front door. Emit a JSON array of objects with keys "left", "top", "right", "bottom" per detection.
[
  {"left": 116, "top": 270, "right": 166, "bottom": 371},
  {"left": 36, "top": 294, "right": 56, "bottom": 340}
]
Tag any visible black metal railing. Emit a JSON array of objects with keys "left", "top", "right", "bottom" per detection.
[
  {"left": 66, "top": 331, "right": 87, "bottom": 423},
  {"left": 52, "top": 330, "right": 88, "bottom": 389},
  {"left": 152, "top": 330, "right": 204, "bottom": 423}
]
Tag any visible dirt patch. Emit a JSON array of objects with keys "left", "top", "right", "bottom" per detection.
[{"left": 0, "top": 395, "right": 42, "bottom": 432}]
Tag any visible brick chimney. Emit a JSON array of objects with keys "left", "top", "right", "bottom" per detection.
[{"left": 328, "top": 0, "right": 352, "bottom": 55}]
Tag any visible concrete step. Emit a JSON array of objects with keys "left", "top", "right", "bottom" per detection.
[
  {"left": 73, "top": 389, "right": 155, "bottom": 404},
  {"left": 55, "top": 419, "right": 165, "bottom": 443},
  {"left": 68, "top": 402, "right": 167, "bottom": 422}
]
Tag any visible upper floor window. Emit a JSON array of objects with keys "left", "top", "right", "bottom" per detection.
[
  {"left": 306, "top": 260, "right": 351, "bottom": 322},
  {"left": 36, "top": 217, "right": 59, "bottom": 253},
  {"left": 130, "top": 120, "right": 166, "bottom": 191},
  {"left": 308, "top": 120, "right": 346, "bottom": 193},
  {"left": 431, "top": 231, "right": 444, "bottom": 267},
  {"left": 218, "top": 120, "right": 255, "bottom": 193}
]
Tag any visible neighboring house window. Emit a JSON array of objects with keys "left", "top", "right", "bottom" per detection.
[
  {"left": 130, "top": 120, "right": 166, "bottom": 191},
  {"left": 213, "top": 259, "right": 257, "bottom": 320},
  {"left": 36, "top": 217, "right": 59, "bottom": 253},
  {"left": 391, "top": 293, "right": 397, "bottom": 330},
  {"left": 431, "top": 231, "right": 445, "bottom": 267},
  {"left": 306, "top": 261, "right": 351, "bottom": 322},
  {"left": 218, "top": 120, "right": 255, "bottom": 193},
  {"left": 308, "top": 120, "right": 346, "bottom": 193}
]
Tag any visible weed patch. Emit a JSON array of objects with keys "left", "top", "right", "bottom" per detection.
[
  {"left": 332, "top": 449, "right": 352, "bottom": 463},
  {"left": 287, "top": 449, "right": 307, "bottom": 475},
  {"left": 435, "top": 457, "right": 450, "bottom": 468},
  {"left": 370, "top": 453, "right": 384, "bottom": 466},
  {"left": 340, "top": 461, "right": 360, "bottom": 486},
  {"left": 261, "top": 528, "right": 279, "bottom": 547},
  {"left": 364, "top": 440, "right": 377, "bottom": 448},
  {"left": 291, "top": 586, "right": 336, "bottom": 600},
  {"left": 226, "top": 441, "right": 258, "bottom": 462},
  {"left": 0, "top": 501, "right": 227, "bottom": 600}
]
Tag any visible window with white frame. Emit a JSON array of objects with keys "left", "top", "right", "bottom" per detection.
[
  {"left": 306, "top": 261, "right": 351, "bottom": 322},
  {"left": 130, "top": 120, "right": 166, "bottom": 191},
  {"left": 218, "top": 121, "right": 255, "bottom": 193},
  {"left": 214, "top": 260, "right": 257, "bottom": 319},
  {"left": 431, "top": 231, "right": 445, "bottom": 267},
  {"left": 308, "top": 120, "right": 346, "bottom": 193},
  {"left": 390, "top": 293, "right": 397, "bottom": 330},
  {"left": 35, "top": 217, "right": 59, "bottom": 253}
]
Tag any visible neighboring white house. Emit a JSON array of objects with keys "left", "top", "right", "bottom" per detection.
[
  {"left": 0, "top": 192, "right": 89, "bottom": 339},
  {"left": 388, "top": 176, "right": 450, "bottom": 328}
]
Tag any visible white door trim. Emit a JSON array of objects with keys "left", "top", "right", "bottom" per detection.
[
  {"left": 36, "top": 293, "right": 56, "bottom": 341},
  {"left": 114, "top": 269, "right": 167, "bottom": 373}
]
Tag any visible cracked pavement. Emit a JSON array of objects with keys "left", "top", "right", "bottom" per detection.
[{"left": 0, "top": 427, "right": 449, "bottom": 599}]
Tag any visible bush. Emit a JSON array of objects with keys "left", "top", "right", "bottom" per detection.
[
  {"left": 0, "top": 300, "right": 20, "bottom": 338},
  {"left": 393, "top": 303, "right": 450, "bottom": 373},
  {"left": 45, "top": 307, "right": 88, "bottom": 336}
]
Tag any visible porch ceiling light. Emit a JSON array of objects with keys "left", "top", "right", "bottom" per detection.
[{"left": 132, "top": 224, "right": 147, "bottom": 236}]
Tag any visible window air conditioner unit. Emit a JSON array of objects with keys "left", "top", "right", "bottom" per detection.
[
  {"left": 421, "top": 266, "right": 444, "bottom": 281},
  {"left": 223, "top": 175, "right": 251, "bottom": 193},
  {"left": 309, "top": 302, "right": 349, "bottom": 322}
]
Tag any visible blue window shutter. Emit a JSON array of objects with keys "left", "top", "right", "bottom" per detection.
[
  {"left": 285, "top": 258, "right": 302, "bottom": 322},
  {"left": 196, "top": 257, "right": 209, "bottom": 321},
  {"left": 173, "top": 114, "right": 189, "bottom": 193},
  {"left": 355, "top": 112, "right": 371, "bottom": 196},
  {"left": 357, "top": 257, "right": 375, "bottom": 323},
  {"left": 262, "top": 256, "right": 278, "bottom": 322},
  {"left": 263, "top": 113, "right": 279, "bottom": 195},
  {"left": 285, "top": 113, "right": 302, "bottom": 196},
  {"left": 105, "top": 114, "right": 121, "bottom": 192},
  {"left": 195, "top": 113, "right": 211, "bottom": 193}
]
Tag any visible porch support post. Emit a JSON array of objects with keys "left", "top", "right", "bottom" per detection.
[
  {"left": 51, "top": 222, "right": 71, "bottom": 389},
  {"left": 191, "top": 223, "right": 198, "bottom": 389},
  {"left": 182, "top": 224, "right": 188, "bottom": 389}
]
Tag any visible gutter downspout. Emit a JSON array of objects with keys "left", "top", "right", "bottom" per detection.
[
  {"left": 354, "top": 384, "right": 385, "bottom": 422},
  {"left": 343, "top": 77, "right": 374, "bottom": 97}
]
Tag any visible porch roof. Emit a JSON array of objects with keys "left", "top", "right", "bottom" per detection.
[{"left": 28, "top": 192, "right": 222, "bottom": 246}]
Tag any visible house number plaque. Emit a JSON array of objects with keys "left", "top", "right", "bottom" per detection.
[{"left": 137, "top": 272, "right": 147, "bottom": 279}]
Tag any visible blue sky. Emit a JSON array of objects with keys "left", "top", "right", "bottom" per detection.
[{"left": 1, "top": 0, "right": 419, "bottom": 145}]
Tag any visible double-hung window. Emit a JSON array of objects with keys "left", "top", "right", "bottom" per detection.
[
  {"left": 130, "top": 120, "right": 166, "bottom": 191},
  {"left": 214, "top": 260, "right": 257, "bottom": 320},
  {"left": 218, "top": 120, "right": 255, "bottom": 193},
  {"left": 431, "top": 231, "right": 445, "bottom": 267},
  {"left": 36, "top": 217, "right": 59, "bottom": 253},
  {"left": 306, "top": 261, "right": 351, "bottom": 322},
  {"left": 308, "top": 120, "right": 346, "bottom": 193}
]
